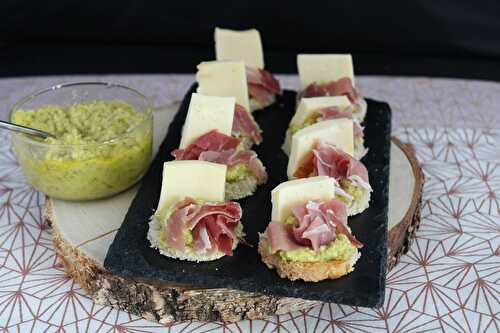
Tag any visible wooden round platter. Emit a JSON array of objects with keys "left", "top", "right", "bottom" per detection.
[{"left": 42, "top": 106, "right": 424, "bottom": 323}]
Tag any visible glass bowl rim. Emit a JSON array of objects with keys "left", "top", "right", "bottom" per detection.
[{"left": 9, "top": 81, "right": 153, "bottom": 148}]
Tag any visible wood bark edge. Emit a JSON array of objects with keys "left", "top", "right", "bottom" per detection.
[{"left": 386, "top": 137, "right": 425, "bottom": 270}]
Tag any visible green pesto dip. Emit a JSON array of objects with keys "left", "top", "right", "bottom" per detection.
[{"left": 11, "top": 100, "right": 152, "bottom": 200}]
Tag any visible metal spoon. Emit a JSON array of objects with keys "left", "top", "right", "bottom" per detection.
[{"left": 0, "top": 120, "right": 56, "bottom": 139}]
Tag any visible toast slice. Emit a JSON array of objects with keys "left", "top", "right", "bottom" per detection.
[
  {"left": 225, "top": 159, "right": 267, "bottom": 200},
  {"left": 258, "top": 237, "right": 360, "bottom": 282}
]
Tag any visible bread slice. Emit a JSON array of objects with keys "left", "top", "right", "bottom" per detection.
[
  {"left": 258, "top": 238, "right": 360, "bottom": 282},
  {"left": 148, "top": 216, "right": 244, "bottom": 262},
  {"left": 225, "top": 159, "right": 268, "bottom": 200},
  {"left": 249, "top": 95, "right": 276, "bottom": 112},
  {"left": 346, "top": 187, "right": 370, "bottom": 216},
  {"left": 342, "top": 176, "right": 372, "bottom": 216},
  {"left": 354, "top": 137, "right": 368, "bottom": 160},
  {"left": 353, "top": 98, "right": 367, "bottom": 123},
  {"left": 282, "top": 129, "right": 293, "bottom": 156},
  {"left": 225, "top": 176, "right": 258, "bottom": 201}
]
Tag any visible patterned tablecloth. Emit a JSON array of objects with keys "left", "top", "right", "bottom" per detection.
[{"left": 0, "top": 75, "right": 499, "bottom": 332}]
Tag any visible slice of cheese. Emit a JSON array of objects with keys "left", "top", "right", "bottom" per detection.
[
  {"left": 196, "top": 60, "right": 250, "bottom": 111},
  {"left": 215, "top": 27, "right": 264, "bottom": 69},
  {"left": 287, "top": 118, "right": 354, "bottom": 178},
  {"left": 157, "top": 160, "right": 226, "bottom": 211},
  {"left": 179, "top": 93, "right": 235, "bottom": 148},
  {"left": 290, "top": 96, "right": 352, "bottom": 127},
  {"left": 271, "top": 176, "right": 335, "bottom": 222},
  {"left": 297, "top": 54, "right": 355, "bottom": 89}
]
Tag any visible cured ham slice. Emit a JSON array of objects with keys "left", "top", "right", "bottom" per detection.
[
  {"left": 232, "top": 104, "right": 263, "bottom": 144},
  {"left": 246, "top": 67, "right": 282, "bottom": 106},
  {"left": 199, "top": 149, "right": 266, "bottom": 183},
  {"left": 266, "top": 222, "right": 302, "bottom": 252},
  {"left": 299, "top": 77, "right": 360, "bottom": 103},
  {"left": 172, "top": 130, "right": 266, "bottom": 183},
  {"left": 248, "top": 84, "right": 275, "bottom": 107},
  {"left": 164, "top": 198, "right": 242, "bottom": 255},
  {"left": 172, "top": 130, "right": 240, "bottom": 160},
  {"left": 266, "top": 199, "right": 363, "bottom": 253},
  {"left": 294, "top": 142, "right": 369, "bottom": 182}
]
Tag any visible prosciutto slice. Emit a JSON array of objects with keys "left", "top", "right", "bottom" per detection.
[
  {"left": 232, "top": 104, "right": 263, "bottom": 145},
  {"left": 246, "top": 67, "right": 282, "bottom": 106},
  {"left": 266, "top": 222, "right": 302, "bottom": 252},
  {"left": 294, "top": 142, "right": 369, "bottom": 182},
  {"left": 172, "top": 130, "right": 240, "bottom": 160},
  {"left": 164, "top": 198, "right": 242, "bottom": 255},
  {"left": 198, "top": 149, "right": 266, "bottom": 183},
  {"left": 299, "top": 77, "right": 360, "bottom": 103},
  {"left": 266, "top": 199, "right": 363, "bottom": 253},
  {"left": 172, "top": 130, "right": 266, "bottom": 183}
]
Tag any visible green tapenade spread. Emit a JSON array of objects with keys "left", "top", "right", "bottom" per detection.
[{"left": 11, "top": 100, "right": 152, "bottom": 200}]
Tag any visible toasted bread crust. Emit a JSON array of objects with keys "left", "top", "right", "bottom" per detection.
[
  {"left": 225, "top": 159, "right": 268, "bottom": 200},
  {"left": 353, "top": 97, "right": 367, "bottom": 123},
  {"left": 258, "top": 240, "right": 358, "bottom": 282},
  {"left": 354, "top": 137, "right": 368, "bottom": 160},
  {"left": 225, "top": 176, "right": 258, "bottom": 201}
]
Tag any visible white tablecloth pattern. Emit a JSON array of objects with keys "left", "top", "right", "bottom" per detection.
[{"left": 0, "top": 75, "right": 499, "bottom": 332}]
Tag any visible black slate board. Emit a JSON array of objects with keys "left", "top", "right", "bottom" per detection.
[{"left": 104, "top": 85, "right": 391, "bottom": 307}]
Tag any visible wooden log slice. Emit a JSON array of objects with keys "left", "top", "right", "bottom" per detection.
[
  {"left": 43, "top": 106, "right": 424, "bottom": 323},
  {"left": 386, "top": 137, "right": 425, "bottom": 271}
]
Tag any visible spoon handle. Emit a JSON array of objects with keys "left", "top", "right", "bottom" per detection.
[{"left": 0, "top": 120, "right": 55, "bottom": 139}]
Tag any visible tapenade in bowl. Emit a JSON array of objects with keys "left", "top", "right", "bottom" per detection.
[{"left": 10, "top": 82, "right": 153, "bottom": 201}]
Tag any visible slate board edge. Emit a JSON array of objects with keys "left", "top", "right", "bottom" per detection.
[
  {"left": 373, "top": 101, "right": 391, "bottom": 308},
  {"left": 104, "top": 85, "right": 391, "bottom": 307}
]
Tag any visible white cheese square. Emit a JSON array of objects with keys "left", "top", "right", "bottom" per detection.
[
  {"left": 291, "top": 95, "right": 351, "bottom": 127},
  {"left": 179, "top": 93, "right": 235, "bottom": 148},
  {"left": 157, "top": 160, "right": 227, "bottom": 211},
  {"left": 215, "top": 27, "right": 264, "bottom": 69},
  {"left": 297, "top": 54, "right": 355, "bottom": 89},
  {"left": 287, "top": 118, "right": 354, "bottom": 178},
  {"left": 271, "top": 176, "right": 335, "bottom": 222},
  {"left": 196, "top": 60, "right": 250, "bottom": 111}
]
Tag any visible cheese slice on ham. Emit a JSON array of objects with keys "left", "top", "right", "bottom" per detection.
[
  {"left": 297, "top": 54, "right": 355, "bottom": 89},
  {"left": 196, "top": 60, "right": 250, "bottom": 111},
  {"left": 291, "top": 96, "right": 351, "bottom": 127},
  {"left": 179, "top": 93, "right": 236, "bottom": 149},
  {"left": 157, "top": 161, "right": 226, "bottom": 211},
  {"left": 215, "top": 27, "right": 264, "bottom": 69},
  {"left": 287, "top": 118, "right": 354, "bottom": 178},
  {"left": 271, "top": 176, "right": 335, "bottom": 223}
]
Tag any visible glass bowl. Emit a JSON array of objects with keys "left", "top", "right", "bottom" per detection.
[{"left": 10, "top": 82, "right": 153, "bottom": 201}]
